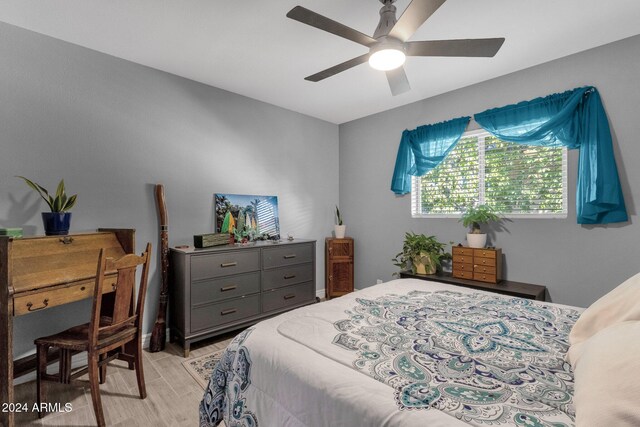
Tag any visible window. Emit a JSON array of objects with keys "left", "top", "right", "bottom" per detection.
[{"left": 411, "top": 129, "right": 567, "bottom": 218}]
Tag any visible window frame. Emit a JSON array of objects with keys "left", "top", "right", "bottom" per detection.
[{"left": 411, "top": 129, "right": 568, "bottom": 219}]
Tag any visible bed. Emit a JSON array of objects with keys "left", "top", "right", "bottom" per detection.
[{"left": 199, "top": 278, "right": 583, "bottom": 427}]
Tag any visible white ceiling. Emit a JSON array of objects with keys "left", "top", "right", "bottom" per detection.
[{"left": 1, "top": 0, "right": 640, "bottom": 124}]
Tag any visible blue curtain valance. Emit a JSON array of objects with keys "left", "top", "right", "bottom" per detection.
[
  {"left": 474, "top": 86, "right": 627, "bottom": 224},
  {"left": 390, "top": 116, "right": 470, "bottom": 194}
]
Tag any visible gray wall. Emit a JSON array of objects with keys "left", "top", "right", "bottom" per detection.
[
  {"left": 339, "top": 35, "right": 640, "bottom": 308},
  {"left": 0, "top": 22, "right": 339, "bottom": 358}
]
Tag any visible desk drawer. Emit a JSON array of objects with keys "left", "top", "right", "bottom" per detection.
[
  {"left": 262, "top": 263, "right": 313, "bottom": 291},
  {"left": 191, "top": 294, "right": 260, "bottom": 332},
  {"left": 262, "top": 282, "right": 314, "bottom": 313},
  {"left": 13, "top": 275, "right": 117, "bottom": 316},
  {"left": 191, "top": 272, "right": 260, "bottom": 305},
  {"left": 191, "top": 250, "right": 259, "bottom": 280},
  {"left": 262, "top": 244, "right": 313, "bottom": 269}
]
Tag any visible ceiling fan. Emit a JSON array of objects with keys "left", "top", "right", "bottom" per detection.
[{"left": 286, "top": 0, "right": 505, "bottom": 96}]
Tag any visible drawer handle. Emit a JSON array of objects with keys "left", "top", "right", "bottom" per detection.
[
  {"left": 221, "top": 262, "right": 238, "bottom": 268},
  {"left": 26, "top": 299, "right": 49, "bottom": 312},
  {"left": 284, "top": 294, "right": 296, "bottom": 300},
  {"left": 221, "top": 308, "right": 237, "bottom": 316},
  {"left": 220, "top": 285, "right": 237, "bottom": 292},
  {"left": 284, "top": 274, "right": 296, "bottom": 280},
  {"left": 283, "top": 254, "right": 296, "bottom": 259}
]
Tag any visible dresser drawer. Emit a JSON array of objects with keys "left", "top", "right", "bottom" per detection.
[
  {"left": 191, "top": 250, "right": 260, "bottom": 280},
  {"left": 191, "top": 294, "right": 260, "bottom": 332},
  {"left": 453, "top": 262, "right": 474, "bottom": 272},
  {"left": 474, "top": 257, "right": 496, "bottom": 267},
  {"left": 452, "top": 247, "right": 474, "bottom": 256},
  {"left": 474, "top": 273, "right": 498, "bottom": 283},
  {"left": 473, "top": 265, "right": 496, "bottom": 274},
  {"left": 474, "top": 249, "right": 497, "bottom": 259},
  {"left": 452, "top": 255, "right": 473, "bottom": 264},
  {"left": 191, "top": 272, "right": 260, "bottom": 305},
  {"left": 262, "top": 282, "right": 315, "bottom": 313},
  {"left": 262, "top": 244, "right": 313, "bottom": 269},
  {"left": 262, "top": 263, "right": 313, "bottom": 291},
  {"left": 452, "top": 270, "right": 474, "bottom": 280}
]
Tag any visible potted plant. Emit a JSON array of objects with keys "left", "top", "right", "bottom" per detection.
[
  {"left": 393, "top": 232, "right": 451, "bottom": 275},
  {"left": 334, "top": 205, "right": 346, "bottom": 238},
  {"left": 17, "top": 176, "right": 77, "bottom": 236},
  {"left": 460, "top": 204, "right": 500, "bottom": 248}
]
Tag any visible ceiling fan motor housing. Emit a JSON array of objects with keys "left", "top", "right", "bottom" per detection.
[{"left": 374, "top": 1, "right": 399, "bottom": 39}]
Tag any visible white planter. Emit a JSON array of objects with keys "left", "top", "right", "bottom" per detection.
[
  {"left": 466, "top": 233, "right": 487, "bottom": 248},
  {"left": 334, "top": 225, "right": 346, "bottom": 238}
]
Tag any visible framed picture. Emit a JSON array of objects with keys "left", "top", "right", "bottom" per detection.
[{"left": 214, "top": 193, "right": 280, "bottom": 240}]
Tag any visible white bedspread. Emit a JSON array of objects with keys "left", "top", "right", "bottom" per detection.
[{"left": 200, "top": 279, "right": 582, "bottom": 427}]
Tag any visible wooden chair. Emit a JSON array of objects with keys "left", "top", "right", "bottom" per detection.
[{"left": 34, "top": 243, "right": 152, "bottom": 427}]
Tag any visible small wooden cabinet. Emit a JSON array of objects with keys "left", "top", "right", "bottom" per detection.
[
  {"left": 325, "top": 237, "right": 354, "bottom": 299},
  {"left": 452, "top": 246, "right": 503, "bottom": 283}
]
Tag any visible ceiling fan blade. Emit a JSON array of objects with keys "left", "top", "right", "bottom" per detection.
[
  {"left": 406, "top": 38, "right": 505, "bottom": 57},
  {"left": 388, "top": 0, "right": 446, "bottom": 42},
  {"left": 386, "top": 67, "right": 411, "bottom": 96},
  {"left": 305, "top": 54, "right": 370, "bottom": 82},
  {"left": 287, "top": 6, "right": 376, "bottom": 47}
]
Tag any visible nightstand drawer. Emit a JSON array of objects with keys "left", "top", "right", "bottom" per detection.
[
  {"left": 474, "top": 273, "right": 498, "bottom": 283},
  {"left": 453, "top": 262, "right": 474, "bottom": 272},
  {"left": 452, "top": 270, "right": 474, "bottom": 279},
  {"left": 262, "top": 263, "right": 313, "bottom": 291},
  {"left": 452, "top": 255, "right": 473, "bottom": 264},
  {"left": 473, "top": 265, "right": 496, "bottom": 274},
  {"left": 452, "top": 247, "right": 474, "bottom": 256},
  {"left": 262, "top": 243, "right": 313, "bottom": 269},
  {"left": 262, "top": 282, "right": 314, "bottom": 313},
  {"left": 474, "top": 249, "right": 498, "bottom": 259},
  {"left": 191, "top": 250, "right": 260, "bottom": 280}
]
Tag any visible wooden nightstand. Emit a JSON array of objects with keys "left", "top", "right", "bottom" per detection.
[
  {"left": 399, "top": 271, "right": 547, "bottom": 301},
  {"left": 325, "top": 237, "right": 354, "bottom": 299}
]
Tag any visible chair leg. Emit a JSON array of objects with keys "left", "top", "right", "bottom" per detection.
[
  {"left": 88, "top": 353, "right": 106, "bottom": 427},
  {"left": 134, "top": 339, "right": 146, "bottom": 399},
  {"left": 99, "top": 353, "right": 107, "bottom": 384},
  {"left": 36, "top": 344, "right": 48, "bottom": 419}
]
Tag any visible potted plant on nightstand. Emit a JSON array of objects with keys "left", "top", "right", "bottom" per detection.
[
  {"left": 17, "top": 176, "right": 77, "bottom": 236},
  {"left": 393, "top": 232, "right": 451, "bottom": 275},
  {"left": 460, "top": 204, "right": 501, "bottom": 248},
  {"left": 334, "top": 205, "right": 346, "bottom": 238}
]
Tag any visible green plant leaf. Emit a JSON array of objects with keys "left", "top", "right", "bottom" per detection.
[
  {"left": 63, "top": 194, "right": 77, "bottom": 211},
  {"left": 55, "top": 179, "right": 65, "bottom": 200}
]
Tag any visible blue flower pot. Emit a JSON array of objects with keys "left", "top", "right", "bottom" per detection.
[{"left": 41, "top": 212, "right": 72, "bottom": 236}]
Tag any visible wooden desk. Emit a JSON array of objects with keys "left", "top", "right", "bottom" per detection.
[
  {"left": 399, "top": 271, "right": 547, "bottom": 301},
  {"left": 0, "top": 229, "right": 135, "bottom": 427}
]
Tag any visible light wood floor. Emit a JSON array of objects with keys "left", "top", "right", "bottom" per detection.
[{"left": 14, "top": 332, "right": 236, "bottom": 426}]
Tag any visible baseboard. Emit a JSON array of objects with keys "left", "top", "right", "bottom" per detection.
[
  {"left": 14, "top": 328, "right": 170, "bottom": 386},
  {"left": 316, "top": 288, "right": 325, "bottom": 299}
]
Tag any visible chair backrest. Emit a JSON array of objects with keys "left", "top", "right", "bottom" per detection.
[{"left": 89, "top": 243, "right": 152, "bottom": 346}]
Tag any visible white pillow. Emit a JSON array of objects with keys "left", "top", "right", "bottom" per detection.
[
  {"left": 567, "top": 271, "right": 640, "bottom": 364},
  {"left": 572, "top": 321, "right": 640, "bottom": 427}
]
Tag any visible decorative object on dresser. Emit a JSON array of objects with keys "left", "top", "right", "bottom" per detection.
[
  {"left": 460, "top": 204, "right": 502, "bottom": 248},
  {"left": 0, "top": 228, "right": 22, "bottom": 238},
  {"left": 334, "top": 205, "right": 346, "bottom": 238},
  {"left": 170, "top": 240, "right": 316, "bottom": 357},
  {"left": 452, "top": 245, "right": 503, "bottom": 283},
  {"left": 16, "top": 176, "right": 78, "bottom": 236},
  {"left": 0, "top": 228, "right": 135, "bottom": 427},
  {"left": 392, "top": 232, "right": 451, "bottom": 275},
  {"left": 34, "top": 243, "right": 152, "bottom": 427},
  {"left": 325, "top": 237, "right": 354, "bottom": 299},
  {"left": 215, "top": 193, "right": 280, "bottom": 242},
  {"left": 150, "top": 184, "right": 170, "bottom": 353},
  {"left": 193, "top": 233, "right": 229, "bottom": 249},
  {"left": 399, "top": 271, "right": 546, "bottom": 301}
]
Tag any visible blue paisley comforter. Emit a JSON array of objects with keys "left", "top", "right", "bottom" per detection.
[{"left": 200, "top": 279, "right": 581, "bottom": 427}]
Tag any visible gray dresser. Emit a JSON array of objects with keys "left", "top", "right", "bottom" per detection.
[{"left": 170, "top": 239, "right": 316, "bottom": 356}]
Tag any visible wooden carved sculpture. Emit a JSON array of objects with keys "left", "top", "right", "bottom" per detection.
[{"left": 149, "top": 184, "right": 169, "bottom": 352}]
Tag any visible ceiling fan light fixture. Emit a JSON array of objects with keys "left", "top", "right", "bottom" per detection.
[{"left": 369, "top": 48, "right": 406, "bottom": 71}]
